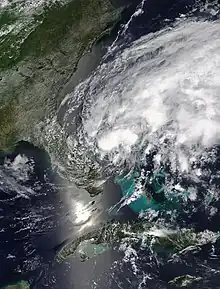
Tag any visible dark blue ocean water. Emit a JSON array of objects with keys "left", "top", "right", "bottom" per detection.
[
  {"left": 0, "top": 140, "right": 135, "bottom": 289},
  {"left": 1, "top": 1, "right": 220, "bottom": 288}
]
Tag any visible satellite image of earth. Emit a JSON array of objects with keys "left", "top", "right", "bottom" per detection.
[{"left": 1, "top": 0, "right": 220, "bottom": 288}]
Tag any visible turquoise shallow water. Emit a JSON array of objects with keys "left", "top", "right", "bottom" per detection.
[
  {"left": 116, "top": 171, "right": 159, "bottom": 214},
  {"left": 115, "top": 168, "right": 193, "bottom": 215},
  {"left": 2, "top": 0, "right": 220, "bottom": 288}
]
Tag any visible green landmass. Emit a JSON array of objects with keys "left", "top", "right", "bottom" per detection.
[
  {"left": 56, "top": 219, "right": 220, "bottom": 263},
  {"left": 168, "top": 275, "right": 202, "bottom": 287},
  {"left": 0, "top": 0, "right": 123, "bottom": 70},
  {"left": 1, "top": 280, "right": 30, "bottom": 289},
  {"left": 0, "top": 100, "right": 18, "bottom": 149},
  {"left": 0, "top": 0, "right": 123, "bottom": 153}
]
